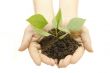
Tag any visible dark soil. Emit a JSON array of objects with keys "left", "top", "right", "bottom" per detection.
[{"left": 39, "top": 29, "right": 81, "bottom": 63}]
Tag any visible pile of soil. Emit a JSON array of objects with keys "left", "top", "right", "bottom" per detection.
[{"left": 39, "top": 29, "right": 81, "bottom": 63}]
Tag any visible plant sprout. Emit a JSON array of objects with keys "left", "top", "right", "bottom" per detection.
[{"left": 27, "top": 9, "right": 86, "bottom": 39}]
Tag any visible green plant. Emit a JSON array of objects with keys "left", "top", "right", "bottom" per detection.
[
  {"left": 52, "top": 9, "right": 62, "bottom": 36},
  {"left": 27, "top": 9, "right": 85, "bottom": 39}
]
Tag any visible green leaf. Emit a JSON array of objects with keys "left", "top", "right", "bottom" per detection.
[
  {"left": 67, "top": 18, "right": 85, "bottom": 32},
  {"left": 27, "top": 14, "right": 50, "bottom": 36},
  {"left": 59, "top": 33, "right": 68, "bottom": 39},
  {"left": 27, "top": 14, "right": 48, "bottom": 29},
  {"left": 59, "top": 27, "right": 70, "bottom": 33},
  {"left": 52, "top": 9, "right": 62, "bottom": 29},
  {"left": 52, "top": 17, "right": 57, "bottom": 28},
  {"left": 33, "top": 26, "right": 51, "bottom": 36},
  {"left": 56, "top": 9, "right": 62, "bottom": 26}
]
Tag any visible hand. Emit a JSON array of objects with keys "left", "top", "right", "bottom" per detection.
[
  {"left": 19, "top": 25, "right": 56, "bottom": 66},
  {"left": 19, "top": 0, "right": 56, "bottom": 66},
  {"left": 58, "top": 0, "right": 93, "bottom": 68},
  {"left": 58, "top": 26, "right": 93, "bottom": 68},
  {"left": 19, "top": 0, "right": 93, "bottom": 68}
]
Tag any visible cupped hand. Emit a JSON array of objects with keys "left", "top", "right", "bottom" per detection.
[
  {"left": 57, "top": 0, "right": 93, "bottom": 68},
  {"left": 19, "top": 25, "right": 55, "bottom": 66},
  {"left": 19, "top": 25, "right": 93, "bottom": 67},
  {"left": 58, "top": 26, "right": 93, "bottom": 68},
  {"left": 19, "top": 0, "right": 55, "bottom": 66},
  {"left": 19, "top": 0, "right": 93, "bottom": 68}
]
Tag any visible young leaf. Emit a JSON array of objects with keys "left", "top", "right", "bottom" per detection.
[
  {"left": 27, "top": 14, "right": 50, "bottom": 36},
  {"left": 52, "top": 9, "right": 62, "bottom": 29},
  {"left": 67, "top": 18, "right": 86, "bottom": 32},
  {"left": 33, "top": 27, "right": 51, "bottom": 36},
  {"left": 56, "top": 9, "right": 62, "bottom": 27},
  {"left": 59, "top": 27, "right": 70, "bottom": 33},
  {"left": 52, "top": 17, "right": 57, "bottom": 28},
  {"left": 27, "top": 14, "right": 48, "bottom": 29},
  {"left": 59, "top": 33, "right": 68, "bottom": 39}
]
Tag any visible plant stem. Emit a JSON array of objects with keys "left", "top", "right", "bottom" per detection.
[{"left": 55, "top": 28, "right": 58, "bottom": 37}]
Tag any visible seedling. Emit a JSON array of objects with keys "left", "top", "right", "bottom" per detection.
[
  {"left": 27, "top": 9, "right": 86, "bottom": 63},
  {"left": 27, "top": 9, "right": 85, "bottom": 39}
]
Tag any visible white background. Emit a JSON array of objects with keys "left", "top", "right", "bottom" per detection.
[{"left": 0, "top": 0, "right": 110, "bottom": 73}]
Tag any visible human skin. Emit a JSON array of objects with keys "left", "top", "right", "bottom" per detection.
[
  {"left": 58, "top": 0, "right": 93, "bottom": 68},
  {"left": 19, "top": 0, "right": 55, "bottom": 66},
  {"left": 19, "top": 0, "right": 93, "bottom": 68}
]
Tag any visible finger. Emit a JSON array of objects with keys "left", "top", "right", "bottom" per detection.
[
  {"left": 75, "top": 37, "right": 82, "bottom": 43},
  {"left": 31, "top": 35, "right": 41, "bottom": 42},
  {"left": 28, "top": 42, "right": 41, "bottom": 65},
  {"left": 31, "top": 37, "right": 38, "bottom": 42},
  {"left": 58, "top": 59, "right": 64, "bottom": 68},
  {"left": 72, "top": 35, "right": 82, "bottom": 43},
  {"left": 54, "top": 59, "right": 58, "bottom": 64},
  {"left": 50, "top": 58, "right": 55, "bottom": 66},
  {"left": 71, "top": 46, "right": 84, "bottom": 64},
  {"left": 58, "top": 55, "right": 72, "bottom": 68},
  {"left": 81, "top": 27, "right": 93, "bottom": 52},
  {"left": 19, "top": 26, "right": 34, "bottom": 51},
  {"left": 40, "top": 54, "right": 55, "bottom": 66}
]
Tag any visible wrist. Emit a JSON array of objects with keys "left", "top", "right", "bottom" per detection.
[{"left": 60, "top": 0, "right": 78, "bottom": 24}]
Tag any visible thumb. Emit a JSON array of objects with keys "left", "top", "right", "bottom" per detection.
[
  {"left": 81, "top": 27, "right": 93, "bottom": 52},
  {"left": 19, "top": 26, "right": 34, "bottom": 51}
]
